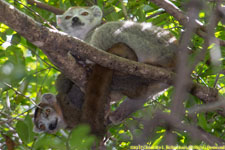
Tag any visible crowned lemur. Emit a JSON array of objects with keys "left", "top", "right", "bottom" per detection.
[{"left": 33, "top": 5, "right": 177, "bottom": 137}]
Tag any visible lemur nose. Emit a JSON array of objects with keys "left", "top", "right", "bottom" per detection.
[
  {"left": 72, "top": 17, "right": 79, "bottom": 23},
  {"left": 49, "top": 123, "right": 57, "bottom": 130}
]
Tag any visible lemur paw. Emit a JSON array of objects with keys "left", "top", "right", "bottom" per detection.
[
  {"left": 107, "top": 112, "right": 123, "bottom": 125},
  {"left": 85, "top": 59, "right": 94, "bottom": 65}
]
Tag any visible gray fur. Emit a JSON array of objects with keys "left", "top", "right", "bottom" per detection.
[{"left": 88, "top": 21, "right": 177, "bottom": 65}]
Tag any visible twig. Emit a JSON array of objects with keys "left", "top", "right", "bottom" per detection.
[
  {"left": 188, "top": 97, "right": 225, "bottom": 115},
  {"left": 0, "top": 106, "right": 35, "bottom": 125},
  {"left": 15, "top": 0, "right": 57, "bottom": 30},
  {"left": 2, "top": 82, "right": 39, "bottom": 107},
  {"left": 32, "top": 52, "right": 58, "bottom": 71},
  {"left": 27, "top": 0, "right": 64, "bottom": 15},
  {"left": 29, "top": 67, "right": 52, "bottom": 76},
  {"left": 214, "top": 71, "right": 221, "bottom": 88},
  {"left": 192, "top": 73, "right": 208, "bottom": 87},
  {"left": 37, "top": 67, "right": 51, "bottom": 95},
  {"left": 150, "top": 0, "right": 198, "bottom": 28},
  {"left": 146, "top": 11, "right": 165, "bottom": 20},
  {"left": 1, "top": 134, "right": 15, "bottom": 150},
  {"left": 18, "top": 39, "right": 59, "bottom": 71},
  {"left": 149, "top": 0, "right": 225, "bottom": 47},
  {"left": 119, "top": 0, "right": 129, "bottom": 20}
]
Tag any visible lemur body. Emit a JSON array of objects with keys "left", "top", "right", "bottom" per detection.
[
  {"left": 33, "top": 5, "right": 177, "bottom": 136},
  {"left": 57, "top": 6, "right": 177, "bottom": 67}
]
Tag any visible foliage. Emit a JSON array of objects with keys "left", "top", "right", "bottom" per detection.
[{"left": 0, "top": 0, "right": 225, "bottom": 149}]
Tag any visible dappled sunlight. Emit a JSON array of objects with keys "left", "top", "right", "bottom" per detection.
[
  {"left": 140, "top": 22, "right": 152, "bottom": 31},
  {"left": 2, "top": 62, "right": 14, "bottom": 75}
]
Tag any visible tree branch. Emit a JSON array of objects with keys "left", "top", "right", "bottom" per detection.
[
  {"left": 170, "top": 1, "right": 201, "bottom": 118},
  {"left": 27, "top": 0, "right": 64, "bottom": 15},
  {"left": 0, "top": 0, "right": 221, "bottom": 106},
  {"left": 140, "top": 112, "right": 225, "bottom": 145}
]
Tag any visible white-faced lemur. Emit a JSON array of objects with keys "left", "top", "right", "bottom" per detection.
[{"left": 33, "top": 5, "right": 177, "bottom": 137}]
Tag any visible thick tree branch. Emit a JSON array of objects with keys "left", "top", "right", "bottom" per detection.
[{"left": 0, "top": 0, "right": 220, "bottom": 104}]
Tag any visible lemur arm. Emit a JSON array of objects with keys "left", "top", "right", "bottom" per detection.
[{"left": 56, "top": 74, "right": 84, "bottom": 129}]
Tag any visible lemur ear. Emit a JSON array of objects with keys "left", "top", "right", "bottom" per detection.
[
  {"left": 56, "top": 15, "right": 63, "bottom": 25},
  {"left": 40, "top": 93, "right": 57, "bottom": 104},
  {"left": 90, "top": 5, "right": 103, "bottom": 18}
]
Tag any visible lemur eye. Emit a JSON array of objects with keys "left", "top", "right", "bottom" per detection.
[
  {"left": 39, "top": 124, "right": 46, "bottom": 130},
  {"left": 81, "top": 12, "right": 89, "bottom": 16},
  {"left": 46, "top": 108, "right": 51, "bottom": 113},
  {"left": 45, "top": 108, "right": 51, "bottom": 116},
  {"left": 65, "top": 16, "right": 72, "bottom": 20}
]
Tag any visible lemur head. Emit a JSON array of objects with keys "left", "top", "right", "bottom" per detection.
[
  {"left": 56, "top": 5, "right": 103, "bottom": 39},
  {"left": 33, "top": 93, "right": 66, "bottom": 133}
]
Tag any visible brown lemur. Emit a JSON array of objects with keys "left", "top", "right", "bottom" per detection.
[{"left": 33, "top": 6, "right": 177, "bottom": 136}]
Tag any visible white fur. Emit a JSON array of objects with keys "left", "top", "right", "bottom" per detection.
[{"left": 56, "top": 5, "right": 102, "bottom": 40}]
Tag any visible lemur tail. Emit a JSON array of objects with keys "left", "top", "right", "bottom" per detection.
[{"left": 81, "top": 43, "right": 138, "bottom": 138}]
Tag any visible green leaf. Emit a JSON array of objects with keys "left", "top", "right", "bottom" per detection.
[
  {"left": 152, "top": 135, "right": 164, "bottom": 146},
  {"left": 69, "top": 0, "right": 75, "bottom": 6},
  {"left": 15, "top": 115, "right": 35, "bottom": 144},
  {"left": 197, "top": 113, "right": 209, "bottom": 131},
  {"left": 0, "top": 31, "right": 7, "bottom": 41},
  {"left": 69, "top": 124, "right": 96, "bottom": 150},
  {"left": 24, "top": 115, "right": 35, "bottom": 142},
  {"left": 5, "top": 45, "right": 25, "bottom": 65},
  {"left": 26, "top": 41, "right": 37, "bottom": 56},
  {"left": 16, "top": 120, "right": 30, "bottom": 144},
  {"left": 106, "top": 11, "right": 120, "bottom": 21},
  {"left": 143, "top": 5, "right": 153, "bottom": 12},
  {"left": 33, "top": 134, "right": 66, "bottom": 149},
  {"left": 11, "top": 33, "right": 21, "bottom": 45}
]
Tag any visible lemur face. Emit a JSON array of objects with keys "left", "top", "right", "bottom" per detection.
[
  {"left": 33, "top": 94, "right": 66, "bottom": 133},
  {"left": 56, "top": 5, "right": 102, "bottom": 39}
]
